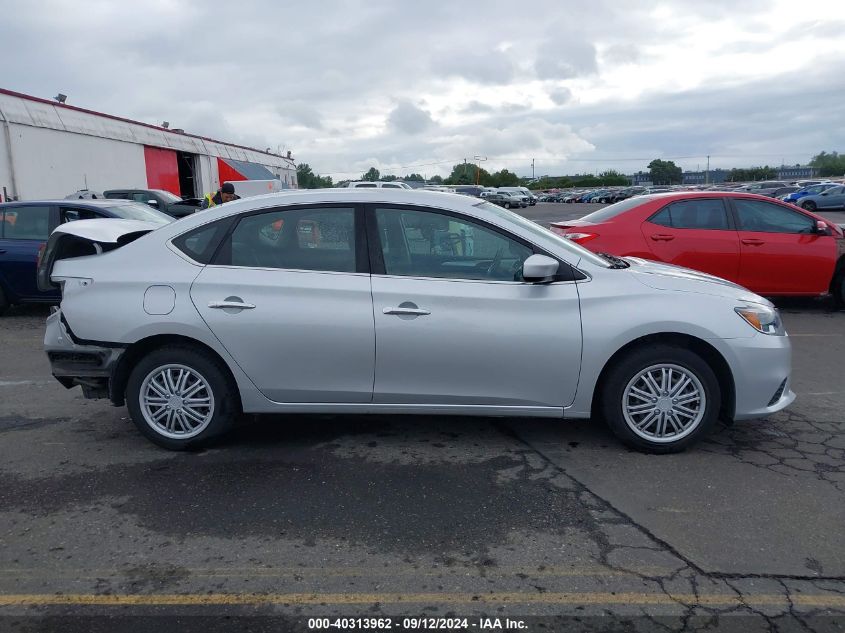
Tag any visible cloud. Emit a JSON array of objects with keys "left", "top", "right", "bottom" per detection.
[
  {"left": 548, "top": 88, "right": 573, "bottom": 106},
  {"left": 462, "top": 101, "right": 495, "bottom": 114},
  {"left": 534, "top": 37, "right": 598, "bottom": 80},
  {"left": 433, "top": 49, "right": 517, "bottom": 85},
  {"left": 388, "top": 100, "right": 435, "bottom": 135},
  {"left": 0, "top": 0, "right": 843, "bottom": 180}
]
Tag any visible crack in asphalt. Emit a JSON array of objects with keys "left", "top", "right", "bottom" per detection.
[
  {"left": 701, "top": 410, "right": 845, "bottom": 494},
  {"left": 495, "top": 421, "right": 845, "bottom": 623}
]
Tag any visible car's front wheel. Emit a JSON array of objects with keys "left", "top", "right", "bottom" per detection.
[
  {"left": 801, "top": 200, "right": 817, "bottom": 211},
  {"left": 832, "top": 269, "right": 845, "bottom": 309},
  {"left": 504, "top": 202, "right": 511, "bottom": 208},
  {"left": 126, "top": 346, "right": 239, "bottom": 450},
  {"left": 0, "top": 286, "right": 9, "bottom": 316},
  {"left": 600, "top": 345, "right": 721, "bottom": 453}
]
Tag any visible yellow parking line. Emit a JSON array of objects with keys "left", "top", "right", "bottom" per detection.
[
  {"left": 0, "top": 566, "right": 670, "bottom": 578},
  {"left": 0, "top": 593, "right": 842, "bottom": 608}
]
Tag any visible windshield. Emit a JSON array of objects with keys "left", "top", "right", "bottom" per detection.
[
  {"left": 474, "top": 201, "right": 610, "bottom": 268},
  {"left": 151, "top": 189, "right": 183, "bottom": 202},
  {"left": 105, "top": 203, "right": 174, "bottom": 224}
]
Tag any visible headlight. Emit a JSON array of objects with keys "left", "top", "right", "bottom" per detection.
[{"left": 735, "top": 304, "right": 785, "bottom": 335}]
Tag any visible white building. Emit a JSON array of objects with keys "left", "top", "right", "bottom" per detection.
[{"left": 0, "top": 88, "right": 297, "bottom": 201}]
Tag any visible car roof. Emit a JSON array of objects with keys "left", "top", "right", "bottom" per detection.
[{"left": 0, "top": 199, "right": 139, "bottom": 207}]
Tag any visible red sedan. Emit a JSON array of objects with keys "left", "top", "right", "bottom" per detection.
[{"left": 550, "top": 192, "right": 845, "bottom": 306}]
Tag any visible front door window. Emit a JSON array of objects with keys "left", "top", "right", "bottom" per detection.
[{"left": 374, "top": 207, "right": 533, "bottom": 282}]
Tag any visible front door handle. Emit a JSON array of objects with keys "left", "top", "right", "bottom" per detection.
[
  {"left": 208, "top": 298, "right": 256, "bottom": 310},
  {"left": 650, "top": 234, "right": 675, "bottom": 241},
  {"left": 383, "top": 306, "right": 431, "bottom": 316},
  {"left": 741, "top": 238, "right": 765, "bottom": 246}
]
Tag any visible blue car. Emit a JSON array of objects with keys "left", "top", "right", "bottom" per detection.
[
  {"left": 781, "top": 182, "right": 837, "bottom": 205},
  {"left": 0, "top": 199, "right": 171, "bottom": 315}
]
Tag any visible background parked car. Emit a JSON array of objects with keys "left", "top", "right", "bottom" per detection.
[
  {"left": 769, "top": 186, "right": 800, "bottom": 199},
  {"left": 103, "top": 189, "right": 203, "bottom": 218},
  {"left": 484, "top": 193, "right": 520, "bottom": 208},
  {"left": 549, "top": 192, "right": 845, "bottom": 306},
  {"left": 781, "top": 183, "right": 838, "bottom": 205},
  {"left": 734, "top": 181, "right": 788, "bottom": 197},
  {"left": 798, "top": 185, "right": 845, "bottom": 211},
  {"left": 345, "top": 181, "right": 413, "bottom": 189},
  {"left": 0, "top": 200, "right": 171, "bottom": 315}
]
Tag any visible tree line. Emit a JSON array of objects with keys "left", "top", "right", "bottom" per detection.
[{"left": 296, "top": 150, "right": 844, "bottom": 190}]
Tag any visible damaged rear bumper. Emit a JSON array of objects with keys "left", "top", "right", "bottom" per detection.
[{"left": 44, "top": 308, "right": 124, "bottom": 399}]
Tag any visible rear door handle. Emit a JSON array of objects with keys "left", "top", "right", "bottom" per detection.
[
  {"left": 383, "top": 307, "right": 431, "bottom": 316},
  {"left": 741, "top": 238, "right": 765, "bottom": 246},
  {"left": 650, "top": 234, "right": 675, "bottom": 241},
  {"left": 208, "top": 299, "right": 256, "bottom": 310}
]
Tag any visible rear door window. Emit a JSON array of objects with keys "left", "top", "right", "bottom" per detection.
[
  {"left": 216, "top": 207, "right": 357, "bottom": 273},
  {"left": 2, "top": 206, "right": 51, "bottom": 239},
  {"left": 61, "top": 207, "right": 104, "bottom": 223},
  {"left": 650, "top": 199, "right": 731, "bottom": 230}
]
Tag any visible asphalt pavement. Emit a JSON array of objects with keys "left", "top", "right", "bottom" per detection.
[{"left": 0, "top": 205, "right": 843, "bottom": 629}]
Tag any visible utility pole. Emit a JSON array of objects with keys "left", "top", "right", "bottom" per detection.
[
  {"left": 463, "top": 158, "right": 467, "bottom": 181},
  {"left": 531, "top": 158, "right": 535, "bottom": 180},
  {"left": 473, "top": 156, "right": 487, "bottom": 186},
  {"left": 705, "top": 155, "right": 710, "bottom": 185}
]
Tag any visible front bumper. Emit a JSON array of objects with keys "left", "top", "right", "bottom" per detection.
[
  {"left": 44, "top": 309, "right": 124, "bottom": 399},
  {"left": 714, "top": 331, "right": 796, "bottom": 420}
]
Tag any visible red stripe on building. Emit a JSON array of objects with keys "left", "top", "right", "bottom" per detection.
[
  {"left": 144, "top": 146, "right": 180, "bottom": 195},
  {"left": 217, "top": 157, "right": 247, "bottom": 183}
]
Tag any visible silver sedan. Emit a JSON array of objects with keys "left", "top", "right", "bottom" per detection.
[{"left": 41, "top": 189, "right": 795, "bottom": 452}]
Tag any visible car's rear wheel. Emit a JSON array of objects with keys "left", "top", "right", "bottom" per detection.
[
  {"left": 126, "top": 346, "right": 239, "bottom": 450},
  {"left": 801, "top": 200, "right": 817, "bottom": 211},
  {"left": 504, "top": 202, "right": 511, "bottom": 209},
  {"left": 600, "top": 345, "right": 721, "bottom": 453},
  {"left": 832, "top": 270, "right": 845, "bottom": 309}
]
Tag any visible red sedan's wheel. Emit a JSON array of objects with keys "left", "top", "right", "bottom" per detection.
[{"left": 833, "top": 270, "right": 845, "bottom": 309}]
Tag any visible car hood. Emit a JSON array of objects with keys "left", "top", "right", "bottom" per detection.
[
  {"left": 624, "top": 257, "right": 772, "bottom": 305},
  {"left": 51, "top": 218, "right": 161, "bottom": 242}
]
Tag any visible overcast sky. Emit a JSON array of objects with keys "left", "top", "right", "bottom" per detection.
[{"left": 2, "top": 0, "right": 844, "bottom": 179}]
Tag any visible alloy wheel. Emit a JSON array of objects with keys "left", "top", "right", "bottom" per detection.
[
  {"left": 139, "top": 364, "right": 216, "bottom": 439},
  {"left": 621, "top": 363, "right": 706, "bottom": 443}
]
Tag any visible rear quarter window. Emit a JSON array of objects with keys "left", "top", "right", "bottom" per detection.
[
  {"left": 172, "top": 218, "right": 234, "bottom": 263},
  {"left": 579, "top": 196, "right": 652, "bottom": 222}
]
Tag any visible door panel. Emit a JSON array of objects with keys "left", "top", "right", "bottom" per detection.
[
  {"left": 0, "top": 205, "right": 56, "bottom": 301},
  {"left": 191, "top": 267, "right": 375, "bottom": 402},
  {"left": 641, "top": 199, "right": 740, "bottom": 282},
  {"left": 369, "top": 205, "right": 581, "bottom": 408},
  {"left": 371, "top": 277, "right": 582, "bottom": 407},
  {"left": 731, "top": 198, "right": 836, "bottom": 294},
  {"left": 190, "top": 205, "right": 375, "bottom": 403}
]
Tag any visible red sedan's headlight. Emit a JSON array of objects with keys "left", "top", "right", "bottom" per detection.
[{"left": 564, "top": 232, "right": 599, "bottom": 244}]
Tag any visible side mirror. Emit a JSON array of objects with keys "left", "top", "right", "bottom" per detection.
[
  {"left": 522, "top": 254, "right": 559, "bottom": 283},
  {"left": 147, "top": 199, "right": 159, "bottom": 207},
  {"left": 814, "top": 220, "right": 830, "bottom": 235}
]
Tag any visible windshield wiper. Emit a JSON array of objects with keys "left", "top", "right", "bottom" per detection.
[{"left": 597, "top": 252, "right": 630, "bottom": 269}]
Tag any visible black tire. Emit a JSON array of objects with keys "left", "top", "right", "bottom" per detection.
[
  {"left": 832, "top": 270, "right": 845, "bottom": 310},
  {"left": 0, "top": 286, "right": 9, "bottom": 316},
  {"left": 504, "top": 202, "right": 511, "bottom": 209},
  {"left": 801, "top": 200, "right": 817, "bottom": 211},
  {"left": 125, "top": 346, "right": 240, "bottom": 450},
  {"left": 599, "top": 344, "right": 721, "bottom": 453}
]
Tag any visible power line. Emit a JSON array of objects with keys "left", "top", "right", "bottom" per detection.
[{"left": 316, "top": 152, "right": 805, "bottom": 177}]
